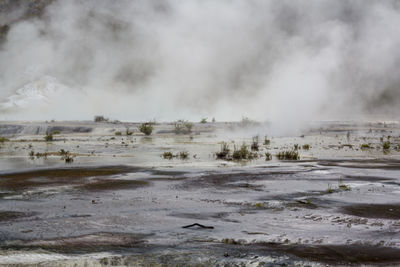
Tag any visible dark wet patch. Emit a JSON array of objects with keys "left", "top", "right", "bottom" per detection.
[
  {"left": 169, "top": 212, "right": 240, "bottom": 223},
  {"left": 0, "top": 166, "right": 142, "bottom": 191},
  {"left": 344, "top": 175, "right": 394, "bottom": 182},
  {"left": 148, "top": 177, "right": 185, "bottom": 181},
  {"left": 80, "top": 179, "right": 150, "bottom": 191},
  {"left": 341, "top": 204, "right": 400, "bottom": 219},
  {"left": 318, "top": 159, "right": 400, "bottom": 170},
  {"left": 0, "top": 211, "right": 33, "bottom": 222},
  {"left": 151, "top": 170, "right": 187, "bottom": 176},
  {"left": 260, "top": 243, "right": 400, "bottom": 265},
  {"left": 3, "top": 232, "right": 150, "bottom": 254},
  {"left": 180, "top": 171, "right": 303, "bottom": 189}
]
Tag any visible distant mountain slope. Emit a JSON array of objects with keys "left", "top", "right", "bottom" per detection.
[{"left": 0, "top": 76, "right": 67, "bottom": 111}]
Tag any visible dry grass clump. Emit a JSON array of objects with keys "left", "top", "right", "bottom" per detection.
[
  {"left": 215, "top": 142, "right": 230, "bottom": 159},
  {"left": 276, "top": 150, "right": 299, "bottom": 160},
  {"left": 162, "top": 151, "right": 189, "bottom": 160},
  {"left": 302, "top": 144, "right": 310, "bottom": 150},
  {"left": 162, "top": 152, "right": 174, "bottom": 159},
  {"left": 251, "top": 136, "right": 259, "bottom": 151},
  {"left": 382, "top": 141, "right": 391, "bottom": 150},
  {"left": 263, "top": 136, "right": 270, "bottom": 146},
  {"left": 360, "top": 143, "right": 371, "bottom": 149},
  {"left": 44, "top": 131, "right": 53, "bottom": 141}
]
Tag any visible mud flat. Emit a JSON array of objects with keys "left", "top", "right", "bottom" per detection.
[{"left": 1, "top": 120, "right": 400, "bottom": 266}]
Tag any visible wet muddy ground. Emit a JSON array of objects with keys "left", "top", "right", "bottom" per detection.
[{"left": 0, "top": 121, "right": 400, "bottom": 266}]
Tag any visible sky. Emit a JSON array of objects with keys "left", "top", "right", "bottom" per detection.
[{"left": 1, "top": 0, "right": 400, "bottom": 123}]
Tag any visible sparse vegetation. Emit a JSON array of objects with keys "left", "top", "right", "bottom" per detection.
[
  {"left": 338, "top": 184, "right": 351, "bottom": 191},
  {"left": 294, "top": 144, "right": 299, "bottom": 150},
  {"left": 326, "top": 185, "right": 334, "bottom": 194},
  {"left": 263, "top": 136, "right": 270, "bottom": 146},
  {"left": 265, "top": 152, "right": 272, "bottom": 161},
  {"left": 139, "top": 123, "right": 153, "bottom": 136},
  {"left": 360, "top": 143, "right": 371, "bottom": 149},
  {"left": 35, "top": 152, "right": 48, "bottom": 159},
  {"left": 232, "top": 143, "right": 258, "bottom": 160},
  {"left": 383, "top": 141, "right": 391, "bottom": 150},
  {"left": 44, "top": 132, "right": 53, "bottom": 142},
  {"left": 94, "top": 115, "right": 108, "bottom": 122},
  {"left": 276, "top": 150, "right": 299, "bottom": 160},
  {"left": 216, "top": 142, "right": 230, "bottom": 159},
  {"left": 251, "top": 136, "right": 259, "bottom": 151},
  {"left": 302, "top": 144, "right": 310, "bottom": 150},
  {"left": 162, "top": 152, "right": 174, "bottom": 159},
  {"left": 126, "top": 128, "right": 133, "bottom": 136},
  {"left": 255, "top": 202, "right": 263, "bottom": 208},
  {"left": 115, "top": 131, "right": 122, "bottom": 136},
  {"left": 200, "top": 118, "right": 207, "bottom": 123},
  {"left": 64, "top": 155, "right": 74, "bottom": 163},
  {"left": 174, "top": 120, "right": 193, "bottom": 134},
  {"left": 0, "top": 137, "right": 8, "bottom": 143},
  {"left": 237, "top": 117, "right": 259, "bottom": 128},
  {"left": 59, "top": 149, "right": 69, "bottom": 156},
  {"left": 232, "top": 143, "right": 250, "bottom": 160},
  {"left": 178, "top": 151, "right": 189, "bottom": 159},
  {"left": 161, "top": 151, "right": 189, "bottom": 160}
]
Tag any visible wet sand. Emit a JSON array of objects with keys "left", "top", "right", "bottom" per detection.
[{"left": 0, "top": 120, "right": 400, "bottom": 266}]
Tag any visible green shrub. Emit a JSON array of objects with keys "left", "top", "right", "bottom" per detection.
[
  {"left": 0, "top": 137, "right": 8, "bottom": 143},
  {"left": 139, "top": 123, "right": 153, "bottom": 136},
  {"left": 294, "top": 144, "right": 299, "bottom": 150},
  {"left": 265, "top": 152, "right": 272, "bottom": 161},
  {"left": 115, "top": 131, "right": 122, "bottom": 136},
  {"left": 302, "top": 144, "right": 310, "bottom": 150},
  {"left": 200, "top": 118, "right": 207, "bottom": 123}
]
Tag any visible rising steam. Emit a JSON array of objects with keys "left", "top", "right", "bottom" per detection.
[{"left": 0, "top": 0, "right": 400, "bottom": 123}]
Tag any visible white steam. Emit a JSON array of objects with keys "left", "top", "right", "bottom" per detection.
[{"left": 0, "top": 0, "right": 400, "bottom": 123}]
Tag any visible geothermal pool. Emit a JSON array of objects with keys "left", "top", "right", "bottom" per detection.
[{"left": 0, "top": 120, "right": 400, "bottom": 266}]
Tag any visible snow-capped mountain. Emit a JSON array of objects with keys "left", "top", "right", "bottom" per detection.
[{"left": 0, "top": 76, "right": 68, "bottom": 110}]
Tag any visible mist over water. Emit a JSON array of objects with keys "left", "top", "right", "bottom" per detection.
[{"left": 1, "top": 0, "right": 400, "bottom": 124}]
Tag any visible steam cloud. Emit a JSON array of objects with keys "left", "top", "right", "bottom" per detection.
[{"left": 0, "top": 0, "right": 400, "bottom": 123}]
